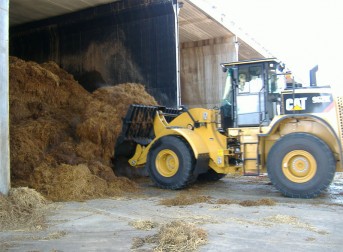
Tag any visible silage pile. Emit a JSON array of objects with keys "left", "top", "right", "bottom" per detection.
[
  {"left": 9, "top": 56, "right": 158, "bottom": 201},
  {"left": 0, "top": 187, "right": 49, "bottom": 231}
]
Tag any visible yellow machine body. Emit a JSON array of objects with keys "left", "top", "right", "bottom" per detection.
[
  {"left": 117, "top": 59, "right": 343, "bottom": 198},
  {"left": 128, "top": 108, "right": 236, "bottom": 173},
  {"left": 128, "top": 104, "right": 343, "bottom": 176}
]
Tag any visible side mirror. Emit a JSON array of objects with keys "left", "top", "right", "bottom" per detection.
[{"left": 277, "top": 62, "right": 285, "bottom": 72}]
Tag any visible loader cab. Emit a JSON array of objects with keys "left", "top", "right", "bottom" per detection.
[{"left": 220, "top": 58, "right": 284, "bottom": 129}]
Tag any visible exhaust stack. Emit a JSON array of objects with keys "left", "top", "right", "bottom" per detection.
[{"left": 310, "top": 65, "right": 318, "bottom": 86}]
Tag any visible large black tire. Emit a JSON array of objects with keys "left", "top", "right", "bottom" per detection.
[
  {"left": 197, "top": 169, "right": 226, "bottom": 182},
  {"left": 267, "top": 133, "right": 335, "bottom": 198},
  {"left": 147, "top": 136, "right": 195, "bottom": 189}
]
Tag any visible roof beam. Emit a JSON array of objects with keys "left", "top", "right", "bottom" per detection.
[{"left": 186, "top": 0, "right": 274, "bottom": 59}]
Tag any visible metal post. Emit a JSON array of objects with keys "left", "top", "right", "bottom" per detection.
[
  {"left": 234, "top": 35, "right": 239, "bottom": 61},
  {"left": 0, "top": 0, "right": 10, "bottom": 195},
  {"left": 173, "top": 1, "right": 183, "bottom": 107}
]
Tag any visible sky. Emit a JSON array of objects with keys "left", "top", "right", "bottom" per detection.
[{"left": 203, "top": 0, "right": 343, "bottom": 94}]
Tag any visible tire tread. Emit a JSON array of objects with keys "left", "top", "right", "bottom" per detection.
[{"left": 267, "top": 133, "right": 335, "bottom": 198}]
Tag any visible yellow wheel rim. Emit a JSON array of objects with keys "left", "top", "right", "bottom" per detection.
[
  {"left": 155, "top": 149, "right": 179, "bottom": 177},
  {"left": 282, "top": 150, "right": 317, "bottom": 183}
]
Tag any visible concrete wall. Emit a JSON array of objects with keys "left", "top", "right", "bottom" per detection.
[
  {"left": 0, "top": 0, "right": 10, "bottom": 195},
  {"left": 180, "top": 36, "right": 236, "bottom": 108}
]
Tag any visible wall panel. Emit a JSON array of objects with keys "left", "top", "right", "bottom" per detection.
[{"left": 180, "top": 36, "right": 236, "bottom": 108}]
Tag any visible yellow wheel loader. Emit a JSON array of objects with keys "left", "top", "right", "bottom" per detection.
[{"left": 115, "top": 58, "right": 343, "bottom": 198}]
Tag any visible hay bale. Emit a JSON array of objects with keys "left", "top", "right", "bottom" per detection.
[
  {"left": 155, "top": 221, "right": 207, "bottom": 252},
  {"left": 239, "top": 198, "right": 276, "bottom": 207},
  {"left": 9, "top": 56, "right": 92, "bottom": 124},
  {"left": 215, "top": 198, "right": 238, "bottom": 205},
  {"left": 92, "top": 83, "right": 158, "bottom": 119},
  {"left": 107, "top": 176, "right": 139, "bottom": 194},
  {"left": 76, "top": 100, "right": 119, "bottom": 163},
  {"left": 129, "top": 220, "right": 158, "bottom": 231},
  {"left": 87, "top": 161, "right": 117, "bottom": 181},
  {"left": 10, "top": 59, "right": 68, "bottom": 109},
  {"left": 74, "top": 84, "right": 158, "bottom": 177},
  {"left": 9, "top": 56, "right": 156, "bottom": 201},
  {"left": 76, "top": 84, "right": 158, "bottom": 163},
  {"left": 30, "top": 163, "right": 108, "bottom": 202},
  {"left": 48, "top": 141, "right": 84, "bottom": 165},
  {"left": 30, "top": 162, "right": 138, "bottom": 202},
  {"left": 215, "top": 198, "right": 276, "bottom": 207},
  {"left": 75, "top": 140, "right": 104, "bottom": 163},
  {"left": 10, "top": 118, "right": 69, "bottom": 180},
  {"left": 0, "top": 187, "right": 49, "bottom": 231},
  {"left": 160, "top": 194, "right": 212, "bottom": 206},
  {"left": 132, "top": 221, "right": 208, "bottom": 251}
]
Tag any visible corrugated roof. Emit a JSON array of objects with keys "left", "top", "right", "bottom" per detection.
[
  {"left": 9, "top": 0, "right": 268, "bottom": 60},
  {"left": 9, "top": 0, "right": 119, "bottom": 26},
  {"left": 179, "top": 0, "right": 234, "bottom": 42}
]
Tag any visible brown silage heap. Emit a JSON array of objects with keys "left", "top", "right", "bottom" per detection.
[{"left": 9, "top": 56, "right": 158, "bottom": 201}]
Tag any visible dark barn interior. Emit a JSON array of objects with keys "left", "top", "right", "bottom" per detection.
[{"left": 10, "top": 0, "right": 178, "bottom": 106}]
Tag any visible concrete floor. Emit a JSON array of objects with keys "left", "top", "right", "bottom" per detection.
[{"left": 1, "top": 173, "right": 343, "bottom": 251}]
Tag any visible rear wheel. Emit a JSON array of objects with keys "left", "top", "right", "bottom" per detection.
[
  {"left": 267, "top": 133, "right": 335, "bottom": 198},
  {"left": 147, "top": 136, "right": 195, "bottom": 189}
]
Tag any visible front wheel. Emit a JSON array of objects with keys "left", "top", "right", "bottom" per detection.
[
  {"left": 267, "top": 133, "right": 336, "bottom": 198},
  {"left": 147, "top": 136, "right": 195, "bottom": 189}
]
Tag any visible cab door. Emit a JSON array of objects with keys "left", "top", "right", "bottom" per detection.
[{"left": 236, "top": 64, "right": 265, "bottom": 126}]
